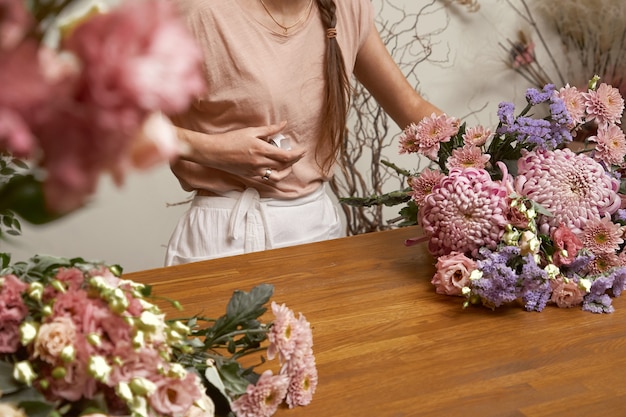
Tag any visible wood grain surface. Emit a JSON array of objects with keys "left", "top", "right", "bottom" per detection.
[{"left": 126, "top": 227, "right": 626, "bottom": 417}]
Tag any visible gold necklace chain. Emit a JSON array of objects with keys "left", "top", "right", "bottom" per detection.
[{"left": 259, "top": 0, "right": 313, "bottom": 34}]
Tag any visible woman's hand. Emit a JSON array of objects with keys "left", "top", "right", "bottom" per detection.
[{"left": 177, "top": 121, "right": 306, "bottom": 181}]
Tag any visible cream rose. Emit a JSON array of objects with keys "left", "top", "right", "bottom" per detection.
[
  {"left": 33, "top": 316, "right": 77, "bottom": 364},
  {"left": 431, "top": 252, "right": 477, "bottom": 296}
]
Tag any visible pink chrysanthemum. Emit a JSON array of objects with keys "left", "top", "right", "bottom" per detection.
[
  {"left": 557, "top": 84, "right": 586, "bottom": 127},
  {"left": 283, "top": 353, "right": 318, "bottom": 408},
  {"left": 419, "top": 168, "right": 510, "bottom": 257},
  {"left": 399, "top": 113, "right": 459, "bottom": 160},
  {"left": 462, "top": 125, "right": 492, "bottom": 146},
  {"left": 231, "top": 370, "right": 289, "bottom": 417},
  {"left": 514, "top": 148, "right": 621, "bottom": 235},
  {"left": 580, "top": 216, "right": 624, "bottom": 255},
  {"left": 590, "top": 123, "right": 626, "bottom": 166},
  {"left": 582, "top": 83, "right": 625, "bottom": 127},
  {"left": 585, "top": 252, "right": 622, "bottom": 276},
  {"left": 408, "top": 168, "right": 445, "bottom": 207},
  {"left": 445, "top": 145, "right": 490, "bottom": 170},
  {"left": 267, "top": 302, "right": 297, "bottom": 362}
]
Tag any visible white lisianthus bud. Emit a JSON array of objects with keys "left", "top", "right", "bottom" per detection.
[
  {"left": 50, "top": 279, "right": 66, "bottom": 293},
  {"left": 51, "top": 366, "right": 66, "bottom": 379},
  {"left": 133, "top": 330, "right": 145, "bottom": 349},
  {"left": 27, "top": 282, "right": 44, "bottom": 301},
  {"left": 87, "top": 333, "right": 102, "bottom": 347},
  {"left": 588, "top": 74, "right": 600, "bottom": 90},
  {"left": 139, "top": 311, "right": 163, "bottom": 331},
  {"left": 107, "top": 288, "right": 130, "bottom": 313},
  {"left": 116, "top": 381, "right": 134, "bottom": 402},
  {"left": 170, "top": 320, "right": 191, "bottom": 335},
  {"left": 129, "top": 377, "right": 157, "bottom": 396},
  {"left": 60, "top": 345, "right": 76, "bottom": 362},
  {"left": 90, "top": 275, "right": 111, "bottom": 290},
  {"left": 19, "top": 321, "right": 38, "bottom": 346},
  {"left": 41, "top": 305, "right": 53, "bottom": 317},
  {"left": 138, "top": 298, "right": 158, "bottom": 312},
  {"left": 544, "top": 264, "right": 560, "bottom": 279},
  {"left": 13, "top": 361, "right": 37, "bottom": 385},
  {"left": 503, "top": 229, "right": 521, "bottom": 246},
  {"left": 526, "top": 206, "right": 537, "bottom": 219},
  {"left": 88, "top": 356, "right": 111, "bottom": 382},
  {"left": 469, "top": 269, "right": 483, "bottom": 280},
  {"left": 168, "top": 363, "right": 187, "bottom": 378},
  {"left": 579, "top": 278, "right": 592, "bottom": 292},
  {"left": 461, "top": 286, "right": 471, "bottom": 296},
  {"left": 519, "top": 230, "right": 540, "bottom": 256}
]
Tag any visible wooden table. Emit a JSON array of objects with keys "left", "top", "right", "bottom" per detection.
[{"left": 127, "top": 227, "right": 626, "bottom": 417}]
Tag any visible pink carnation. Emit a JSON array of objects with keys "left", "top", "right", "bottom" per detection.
[
  {"left": 551, "top": 223, "right": 583, "bottom": 267},
  {"left": 420, "top": 168, "right": 510, "bottom": 257},
  {"left": 399, "top": 113, "right": 459, "bottom": 160},
  {"left": 431, "top": 252, "right": 477, "bottom": 296}
]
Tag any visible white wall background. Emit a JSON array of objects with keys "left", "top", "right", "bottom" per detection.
[{"left": 3, "top": 0, "right": 541, "bottom": 272}]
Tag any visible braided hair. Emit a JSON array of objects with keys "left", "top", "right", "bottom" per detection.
[{"left": 314, "top": 0, "right": 350, "bottom": 173}]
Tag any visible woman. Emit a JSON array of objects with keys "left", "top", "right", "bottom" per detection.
[{"left": 165, "top": 0, "right": 443, "bottom": 265}]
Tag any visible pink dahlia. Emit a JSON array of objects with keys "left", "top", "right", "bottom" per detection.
[
  {"left": 582, "top": 83, "right": 624, "bottom": 127},
  {"left": 462, "top": 125, "right": 492, "bottom": 147},
  {"left": 419, "top": 168, "right": 510, "bottom": 257},
  {"left": 580, "top": 216, "right": 624, "bottom": 255},
  {"left": 557, "top": 84, "right": 586, "bottom": 127},
  {"left": 408, "top": 168, "right": 445, "bottom": 207},
  {"left": 399, "top": 113, "right": 459, "bottom": 160},
  {"left": 445, "top": 145, "right": 490, "bottom": 170},
  {"left": 514, "top": 148, "right": 620, "bottom": 235},
  {"left": 590, "top": 123, "right": 626, "bottom": 166}
]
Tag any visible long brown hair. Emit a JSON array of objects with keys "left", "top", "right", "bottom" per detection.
[{"left": 315, "top": 0, "right": 350, "bottom": 173}]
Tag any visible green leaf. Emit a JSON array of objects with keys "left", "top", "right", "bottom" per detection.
[
  {"left": 225, "top": 284, "right": 273, "bottom": 319},
  {"left": 0, "top": 360, "right": 22, "bottom": 394}
]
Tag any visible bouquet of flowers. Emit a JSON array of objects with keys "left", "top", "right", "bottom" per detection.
[
  {"left": 345, "top": 76, "right": 626, "bottom": 313},
  {"left": 0, "top": 255, "right": 317, "bottom": 417}
]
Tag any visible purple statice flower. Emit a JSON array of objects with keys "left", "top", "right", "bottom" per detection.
[
  {"left": 611, "top": 267, "right": 626, "bottom": 297},
  {"left": 561, "top": 251, "right": 594, "bottom": 277},
  {"left": 525, "top": 84, "right": 556, "bottom": 105},
  {"left": 497, "top": 102, "right": 515, "bottom": 125},
  {"left": 614, "top": 209, "right": 626, "bottom": 223},
  {"left": 473, "top": 246, "right": 521, "bottom": 308},
  {"left": 582, "top": 293, "right": 614, "bottom": 313},
  {"left": 517, "top": 254, "right": 551, "bottom": 311}
]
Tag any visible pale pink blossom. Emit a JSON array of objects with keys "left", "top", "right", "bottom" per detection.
[
  {"left": 462, "top": 125, "right": 492, "bottom": 146},
  {"left": 589, "top": 123, "right": 626, "bottom": 166},
  {"left": 33, "top": 316, "right": 77, "bottom": 364},
  {"left": 399, "top": 113, "right": 459, "bottom": 160},
  {"left": 445, "top": 145, "right": 490, "bottom": 170},
  {"left": 184, "top": 392, "right": 216, "bottom": 417},
  {"left": 0, "top": 0, "right": 32, "bottom": 50},
  {"left": 514, "top": 148, "right": 620, "bottom": 235},
  {"left": 585, "top": 252, "right": 622, "bottom": 275},
  {"left": 267, "top": 301, "right": 297, "bottom": 362},
  {"left": 550, "top": 278, "right": 585, "bottom": 308},
  {"left": 583, "top": 83, "right": 625, "bottom": 127},
  {"left": 0, "top": 403, "right": 27, "bottom": 417},
  {"left": 283, "top": 353, "right": 318, "bottom": 408},
  {"left": 0, "top": 274, "right": 29, "bottom": 322},
  {"left": 420, "top": 168, "right": 510, "bottom": 257},
  {"left": 45, "top": 357, "right": 96, "bottom": 402},
  {"left": 408, "top": 169, "right": 445, "bottom": 207},
  {"left": 149, "top": 372, "right": 203, "bottom": 416},
  {"left": 551, "top": 223, "right": 584, "bottom": 266},
  {"left": 557, "top": 84, "right": 586, "bottom": 127},
  {"left": 231, "top": 370, "right": 289, "bottom": 417},
  {"left": 580, "top": 215, "right": 624, "bottom": 255},
  {"left": 431, "top": 252, "right": 477, "bottom": 296},
  {"left": 0, "top": 321, "right": 20, "bottom": 353}
]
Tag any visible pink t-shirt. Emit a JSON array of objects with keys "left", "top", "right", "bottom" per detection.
[{"left": 170, "top": 0, "right": 373, "bottom": 199}]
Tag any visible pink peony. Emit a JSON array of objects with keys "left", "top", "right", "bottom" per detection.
[
  {"left": 431, "top": 252, "right": 477, "bottom": 296},
  {"left": 514, "top": 148, "right": 620, "bottom": 235},
  {"left": 399, "top": 113, "right": 459, "bottom": 160},
  {"left": 582, "top": 83, "right": 624, "bottom": 127},
  {"left": 445, "top": 145, "right": 490, "bottom": 170},
  {"left": 589, "top": 123, "right": 626, "bottom": 166},
  {"left": 231, "top": 370, "right": 290, "bottom": 417},
  {"left": 550, "top": 278, "right": 585, "bottom": 308},
  {"left": 420, "top": 168, "right": 510, "bottom": 257},
  {"left": 149, "top": 372, "right": 203, "bottom": 416},
  {"left": 551, "top": 223, "right": 584, "bottom": 266}
]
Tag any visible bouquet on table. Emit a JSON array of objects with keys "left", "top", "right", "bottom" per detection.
[
  {"left": 345, "top": 76, "right": 626, "bottom": 313},
  {"left": 0, "top": 1, "right": 317, "bottom": 416},
  {"left": 0, "top": 255, "right": 317, "bottom": 417}
]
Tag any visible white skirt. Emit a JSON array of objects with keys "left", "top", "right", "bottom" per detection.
[{"left": 164, "top": 185, "right": 344, "bottom": 266}]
